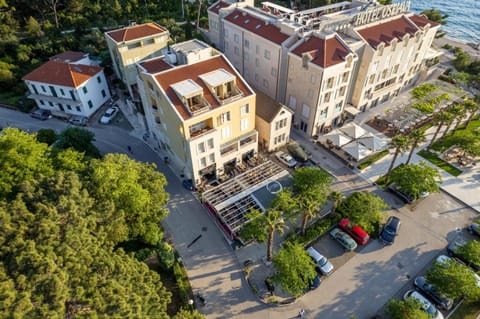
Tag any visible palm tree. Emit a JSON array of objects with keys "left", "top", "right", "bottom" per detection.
[
  {"left": 385, "top": 135, "right": 410, "bottom": 184},
  {"left": 328, "top": 191, "right": 344, "bottom": 216},
  {"left": 463, "top": 98, "right": 480, "bottom": 129},
  {"left": 439, "top": 104, "right": 460, "bottom": 142},
  {"left": 450, "top": 101, "right": 468, "bottom": 134},
  {"left": 406, "top": 129, "right": 426, "bottom": 164},
  {"left": 264, "top": 210, "right": 287, "bottom": 261},
  {"left": 426, "top": 110, "right": 453, "bottom": 151}
]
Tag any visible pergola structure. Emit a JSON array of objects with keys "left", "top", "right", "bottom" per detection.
[{"left": 203, "top": 160, "right": 289, "bottom": 239}]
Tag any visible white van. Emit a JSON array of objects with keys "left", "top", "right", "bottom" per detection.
[{"left": 306, "top": 247, "right": 334, "bottom": 276}]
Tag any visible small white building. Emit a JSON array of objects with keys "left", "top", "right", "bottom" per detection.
[{"left": 22, "top": 51, "right": 111, "bottom": 118}]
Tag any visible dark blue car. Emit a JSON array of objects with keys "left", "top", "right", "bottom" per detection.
[{"left": 379, "top": 216, "right": 401, "bottom": 245}]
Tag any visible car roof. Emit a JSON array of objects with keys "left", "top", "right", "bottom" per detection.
[{"left": 351, "top": 225, "right": 368, "bottom": 237}]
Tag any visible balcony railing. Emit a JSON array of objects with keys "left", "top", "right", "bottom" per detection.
[{"left": 189, "top": 126, "right": 215, "bottom": 140}]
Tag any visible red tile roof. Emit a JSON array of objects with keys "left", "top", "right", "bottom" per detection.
[
  {"left": 357, "top": 17, "right": 419, "bottom": 49},
  {"left": 49, "top": 51, "right": 87, "bottom": 63},
  {"left": 106, "top": 23, "right": 167, "bottom": 43},
  {"left": 140, "top": 57, "right": 173, "bottom": 74},
  {"left": 291, "top": 35, "right": 350, "bottom": 68},
  {"left": 208, "top": 1, "right": 230, "bottom": 14},
  {"left": 22, "top": 61, "right": 103, "bottom": 88},
  {"left": 155, "top": 55, "right": 253, "bottom": 120},
  {"left": 408, "top": 14, "right": 441, "bottom": 29},
  {"left": 224, "top": 10, "right": 289, "bottom": 45}
]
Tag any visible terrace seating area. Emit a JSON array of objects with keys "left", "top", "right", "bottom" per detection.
[{"left": 442, "top": 146, "right": 477, "bottom": 168}]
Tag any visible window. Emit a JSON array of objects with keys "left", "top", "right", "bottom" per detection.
[
  {"left": 301, "top": 104, "right": 310, "bottom": 118},
  {"left": 382, "top": 69, "right": 388, "bottom": 79},
  {"left": 255, "top": 58, "right": 260, "bottom": 67},
  {"left": 31, "top": 84, "right": 39, "bottom": 94},
  {"left": 102, "top": 89, "right": 106, "bottom": 97},
  {"left": 83, "top": 86, "right": 88, "bottom": 94},
  {"left": 310, "top": 75, "right": 316, "bottom": 84},
  {"left": 240, "top": 118, "right": 249, "bottom": 131},
  {"left": 393, "top": 64, "right": 399, "bottom": 74},
  {"left": 200, "top": 157, "right": 207, "bottom": 168},
  {"left": 256, "top": 45, "right": 260, "bottom": 55},
  {"left": 198, "top": 142, "right": 206, "bottom": 153},
  {"left": 209, "top": 153, "right": 215, "bottom": 163},
  {"left": 41, "top": 85, "right": 46, "bottom": 92},
  {"left": 218, "top": 111, "right": 231, "bottom": 125},
  {"left": 60, "top": 88, "right": 65, "bottom": 95},
  {"left": 324, "top": 92, "right": 331, "bottom": 103},
  {"left": 221, "top": 126, "right": 231, "bottom": 139},
  {"left": 234, "top": 46, "right": 240, "bottom": 55},
  {"left": 264, "top": 50, "right": 271, "bottom": 60},
  {"left": 66, "top": 104, "right": 72, "bottom": 110},
  {"left": 275, "top": 118, "right": 287, "bottom": 130},
  {"left": 48, "top": 101, "right": 54, "bottom": 106},
  {"left": 320, "top": 107, "right": 328, "bottom": 119},
  {"left": 244, "top": 39, "right": 250, "bottom": 49},
  {"left": 288, "top": 95, "right": 296, "bottom": 109},
  {"left": 97, "top": 76, "right": 101, "bottom": 83},
  {"left": 327, "top": 77, "right": 334, "bottom": 89},
  {"left": 271, "top": 68, "right": 277, "bottom": 77},
  {"left": 339, "top": 86, "right": 346, "bottom": 97},
  {"left": 76, "top": 106, "right": 81, "bottom": 112},
  {"left": 263, "top": 79, "right": 269, "bottom": 88},
  {"left": 234, "top": 34, "right": 239, "bottom": 43},
  {"left": 240, "top": 104, "right": 249, "bottom": 116},
  {"left": 88, "top": 100, "right": 93, "bottom": 108},
  {"left": 372, "top": 61, "right": 379, "bottom": 73},
  {"left": 307, "top": 89, "right": 313, "bottom": 98},
  {"left": 342, "top": 72, "right": 349, "bottom": 83},
  {"left": 334, "top": 101, "right": 343, "bottom": 112},
  {"left": 207, "top": 138, "right": 214, "bottom": 149}
]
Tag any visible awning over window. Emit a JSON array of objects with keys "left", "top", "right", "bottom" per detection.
[{"left": 344, "top": 106, "right": 361, "bottom": 116}]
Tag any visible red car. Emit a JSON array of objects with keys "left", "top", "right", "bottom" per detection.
[{"left": 338, "top": 218, "right": 370, "bottom": 245}]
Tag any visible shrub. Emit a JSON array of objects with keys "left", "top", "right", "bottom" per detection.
[
  {"left": 358, "top": 150, "right": 389, "bottom": 170},
  {"left": 173, "top": 261, "right": 191, "bottom": 302},
  {"left": 285, "top": 215, "right": 337, "bottom": 246},
  {"left": 442, "top": 43, "right": 452, "bottom": 50},
  {"left": 36, "top": 129, "right": 57, "bottom": 145},
  {"left": 157, "top": 241, "right": 175, "bottom": 271}
]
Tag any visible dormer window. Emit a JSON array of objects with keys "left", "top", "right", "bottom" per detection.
[
  {"left": 171, "top": 79, "right": 210, "bottom": 116},
  {"left": 200, "top": 69, "right": 243, "bottom": 104}
]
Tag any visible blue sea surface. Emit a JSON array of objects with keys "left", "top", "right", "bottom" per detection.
[{"left": 409, "top": 0, "right": 480, "bottom": 43}]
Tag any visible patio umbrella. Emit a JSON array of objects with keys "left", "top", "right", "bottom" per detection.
[
  {"left": 340, "top": 123, "right": 368, "bottom": 139},
  {"left": 325, "top": 132, "right": 352, "bottom": 147},
  {"left": 342, "top": 141, "right": 372, "bottom": 161},
  {"left": 357, "top": 132, "right": 389, "bottom": 151}
]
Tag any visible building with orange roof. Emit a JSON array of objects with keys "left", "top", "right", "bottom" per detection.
[
  {"left": 205, "top": 0, "right": 441, "bottom": 137},
  {"left": 22, "top": 52, "right": 111, "bottom": 118},
  {"left": 105, "top": 22, "right": 170, "bottom": 99},
  {"left": 136, "top": 40, "right": 258, "bottom": 184}
]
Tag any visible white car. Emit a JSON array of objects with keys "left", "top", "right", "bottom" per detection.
[
  {"left": 403, "top": 290, "right": 444, "bottom": 319},
  {"left": 275, "top": 151, "right": 297, "bottom": 168},
  {"left": 307, "top": 247, "right": 334, "bottom": 276},
  {"left": 100, "top": 106, "right": 119, "bottom": 124}
]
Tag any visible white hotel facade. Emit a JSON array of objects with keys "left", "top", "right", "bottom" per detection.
[{"left": 207, "top": 0, "right": 441, "bottom": 137}]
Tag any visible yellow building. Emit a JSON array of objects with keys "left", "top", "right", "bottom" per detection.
[
  {"left": 137, "top": 40, "right": 257, "bottom": 184},
  {"left": 105, "top": 22, "right": 170, "bottom": 99}
]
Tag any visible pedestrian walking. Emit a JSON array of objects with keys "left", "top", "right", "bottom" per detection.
[
  {"left": 127, "top": 145, "right": 132, "bottom": 153},
  {"left": 298, "top": 308, "right": 305, "bottom": 318}
]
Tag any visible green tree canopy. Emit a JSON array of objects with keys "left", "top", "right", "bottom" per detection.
[
  {"left": 55, "top": 127, "right": 100, "bottom": 158},
  {"left": 88, "top": 153, "right": 169, "bottom": 245},
  {"left": 384, "top": 298, "right": 430, "bottom": 319},
  {"left": 172, "top": 308, "right": 206, "bottom": 319},
  {"left": 272, "top": 242, "right": 316, "bottom": 297},
  {"left": 456, "top": 240, "right": 480, "bottom": 267},
  {"left": 426, "top": 258, "right": 480, "bottom": 301},
  {"left": 389, "top": 162, "right": 441, "bottom": 199},
  {"left": 338, "top": 192, "right": 388, "bottom": 234},
  {"left": 421, "top": 8, "right": 448, "bottom": 25}
]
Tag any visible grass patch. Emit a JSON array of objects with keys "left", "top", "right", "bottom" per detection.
[
  {"left": 431, "top": 118, "right": 480, "bottom": 152},
  {"left": 450, "top": 300, "right": 480, "bottom": 319},
  {"left": 418, "top": 149, "right": 462, "bottom": 176},
  {"left": 285, "top": 215, "right": 338, "bottom": 247},
  {"left": 358, "top": 150, "right": 389, "bottom": 170}
]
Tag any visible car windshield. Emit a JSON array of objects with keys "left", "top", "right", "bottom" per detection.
[
  {"left": 319, "top": 257, "right": 327, "bottom": 266},
  {"left": 425, "top": 304, "right": 437, "bottom": 316},
  {"left": 384, "top": 226, "right": 396, "bottom": 235}
]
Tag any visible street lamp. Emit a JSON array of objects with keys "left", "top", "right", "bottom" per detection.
[{"left": 188, "top": 299, "right": 194, "bottom": 311}]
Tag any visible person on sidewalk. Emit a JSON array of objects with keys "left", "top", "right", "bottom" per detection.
[{"left": 298, "top": 308, "right": 305, "bottom": 318}]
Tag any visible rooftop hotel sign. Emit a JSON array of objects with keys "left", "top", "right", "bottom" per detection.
[{"left": 352, "top": 1, "right": 410, "bottom": 26}]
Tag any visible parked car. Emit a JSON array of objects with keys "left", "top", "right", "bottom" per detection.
[
  {"left": 275, "top": 151, "right": 297, "bottom": 168},
  {"left": 387, "top": 183, "right": 414, "bottom": 204},
  {"left": 379, "top": 216, "right": 401, "bottom": 245},
  {"left": 68, "top": 115, "right": 88, "bottom": 126},
  {"left": 413, "top": 276, "right": 453, "bottom": 311},
  {"left": 338, "top": 218, "right": 370, "bottom": 245},
  {"left": 30, "top": 109, "right": 52, "bottom": 120},
  {"left": 329, "top": 228, "right": 357, "bottom": 251},
  {"left": 100, "top": 106, "right": 119, "bottom": 124},
  {"left": 306, "top": 247, "right": 334, "bottom": 276},
  {"left": 287, "top": 143, "right": 310, "bottom": 162},
  {"left": 307, "top": 275, "right": 321, "bottom": 291},
  {"left": 182, "top": 179, "right": 196, "bottom": 191},
  {"left": 403, "top": 290, "right": 444, "bottom": 319},
  {"left": 435, "top": 255, "right": 480, "bottom": 287},
  {"left": 447, "top": 237, "right": 480, "bottom": 271},
  {"left": 468, "top": 223, "right": 480, "bottom": 237}
]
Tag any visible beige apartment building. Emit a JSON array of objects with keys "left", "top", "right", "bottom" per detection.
[
  {"left": 207, "top": 0, "right": 442, "bottom": 137},
  {"left": 136, "top": 40, "right": 257, "bottom": 184},
  {"left": 105, "top": 22, "right": 170, "bottom": 99}
]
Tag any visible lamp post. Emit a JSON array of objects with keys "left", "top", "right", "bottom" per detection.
[{"left": 188, "top": 299, "right": 194, "bottom": 311}]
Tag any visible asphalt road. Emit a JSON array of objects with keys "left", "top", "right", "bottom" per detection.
[{"left": 1, "top": 108, "right": 477, "bottom": 319}]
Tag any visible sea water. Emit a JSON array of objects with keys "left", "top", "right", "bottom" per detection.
[{"left": 409, "top": 0, "right": 480, "bottom": 44}]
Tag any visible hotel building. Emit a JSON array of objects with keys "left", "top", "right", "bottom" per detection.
[
  {"left": 105, "top": 22, "right": 170, "bottom": 99},
  {"left": 136, "top": 40, "right": 258, "bottom": 184},
  {"left": 206, "top": 0, "right": 441, "bottom": 137}
]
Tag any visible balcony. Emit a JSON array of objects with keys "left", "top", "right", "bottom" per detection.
[
  {"left": 189, "top": 126, "right": 215, "bottom": 140},
  {"left": 239, "top": 132, "right": 257, "bottom": 148},
  {"left": 26, "top": 93, "right": 81, "bottom": 106},
  {"left": 220, "top": 141, "right": 238, "bottom": 156}
]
